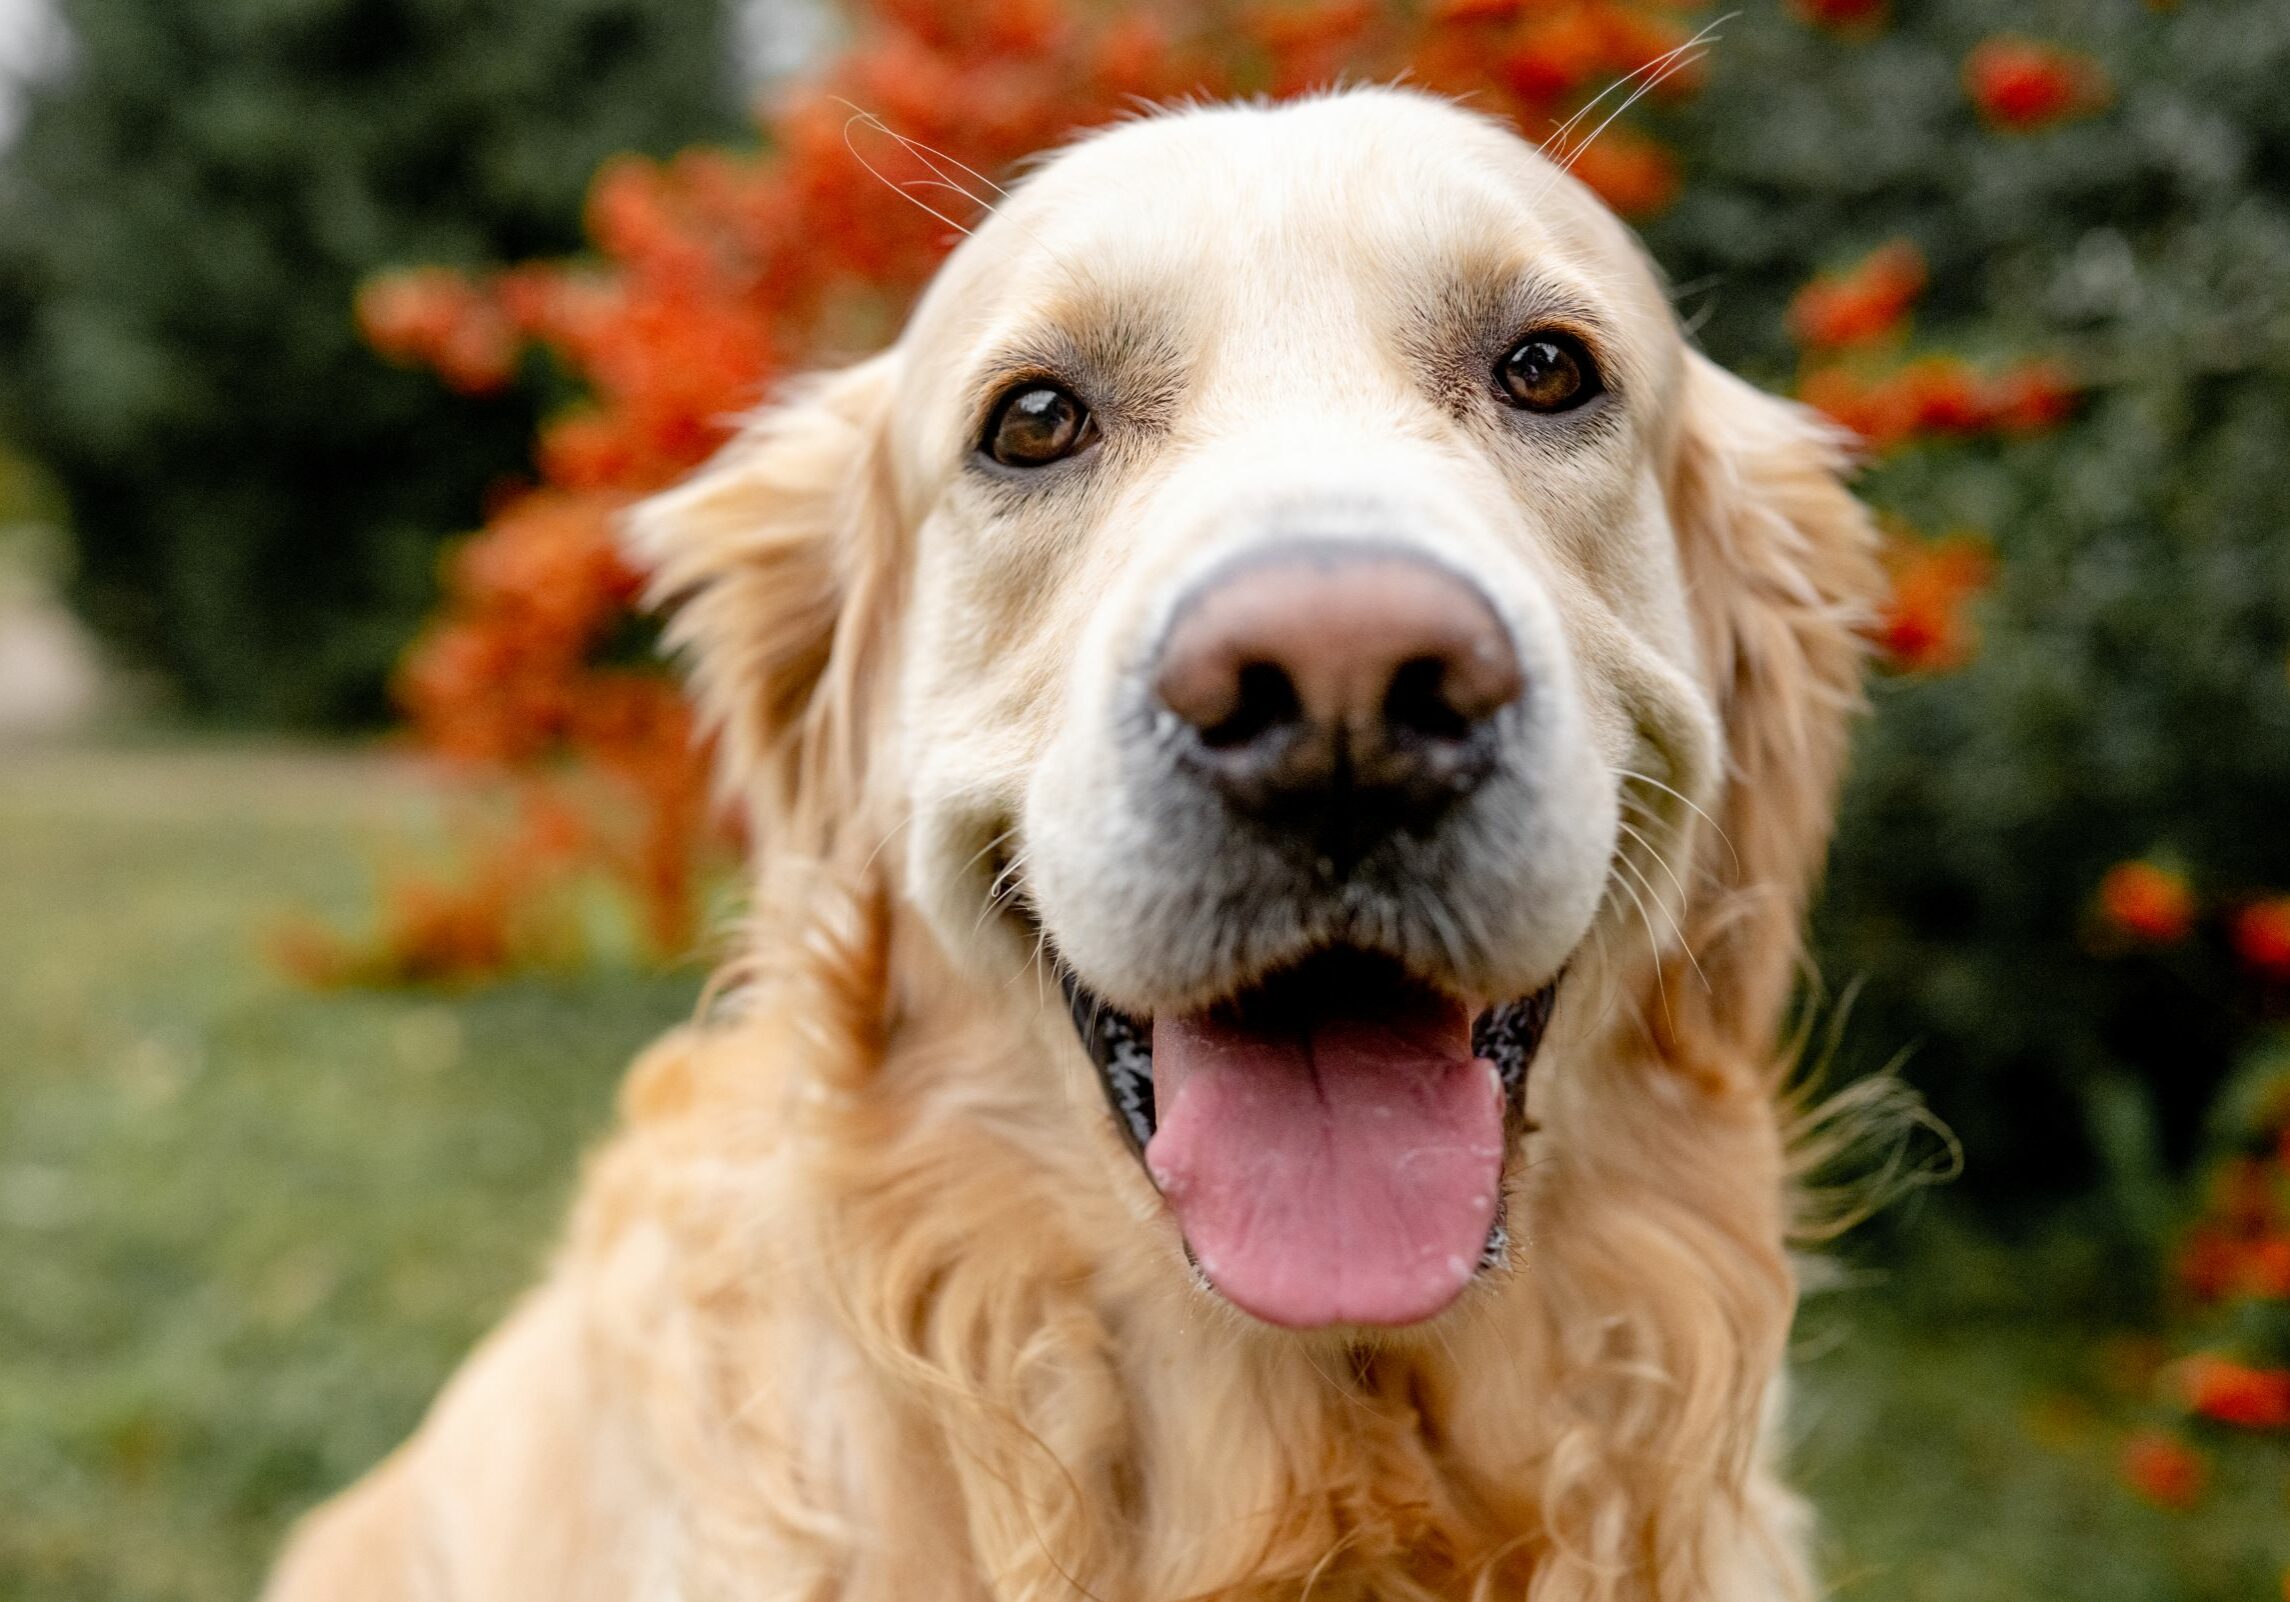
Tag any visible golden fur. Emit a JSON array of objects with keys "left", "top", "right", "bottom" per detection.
[{"left": 265, "top": 91, "right": 1881, "bottom": 1602}]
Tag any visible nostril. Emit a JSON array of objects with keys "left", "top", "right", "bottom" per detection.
[
  {"left": 1200, "top": 660, "right": 1301, "bottom": 750},
  {"left": 1383, "top": 655, "right": 1472, "bottom": 744},
  {"left": 1153, "top": 543, "right": 1524, "bottom": 828}
]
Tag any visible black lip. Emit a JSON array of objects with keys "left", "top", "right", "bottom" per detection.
[
  {"left": 1061, "top": 977, "right": 1158, "bottom": 1155},
  {"left": 1055, "top": 954, "right": 1561, "bottom": 1162}
]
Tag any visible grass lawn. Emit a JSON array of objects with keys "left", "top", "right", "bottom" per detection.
[{"left": 0, "top": 743, "right": 2281, "bottom": 1601}]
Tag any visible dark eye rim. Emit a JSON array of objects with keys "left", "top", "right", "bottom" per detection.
[
  {"left": 1492, "top": 328, "right": 1607, "bottom": 414},
  {"left": 977, "top": 380, "right": 1100, "bottom": 469}
]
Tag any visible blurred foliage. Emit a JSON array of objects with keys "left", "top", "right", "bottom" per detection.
[
  {"left": 1633, "top": 0, "right": 2290, "bottom": 1211},
  {"left": 0, "top": 0, "right": 746, "bottom": 723},
  {"left": 0, "top": 438, "right": 65, "bottom": 589},
  {"left": 0, "top": 437, "right": 59, "bottom": 527}
]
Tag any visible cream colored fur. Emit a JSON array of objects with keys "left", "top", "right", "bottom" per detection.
[{"left": 264, "top": 90, "right": 1881, "bottom": 1602}]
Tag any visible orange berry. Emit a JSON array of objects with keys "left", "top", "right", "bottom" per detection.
[
  {"left": 2231, "top": 898, "right": 2290, "bottom": 981},
  {"left": 1873, "top": 534, "right": 1993, "bottom": 673},
  {"left": 2120, "top": 1429, "right": 2207, "bottom": 1510},
  {"left": 2242, "top": 1237, "right": 2290, "bottom": 1300},
  {"left": 2177, "top": 1353, "right": 2290, "bottom": 1430},
  {"left": 2097, "top": 861, "right": 2195, "bottom": 945},
  {"left": 1789, "top": 242, "right": 1927, "bottom": 350},
  {"left": 1792, "top": 0, "right": 1888, "bottom": 30},
  {"left": 1985, "top": 359, "right": 2080, "bottom": 433},
  {"left": 1964, "top": 38, "right": 2109, "bottom": 131}
]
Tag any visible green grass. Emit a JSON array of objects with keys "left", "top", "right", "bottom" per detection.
[
  {"left": 0, "top": 743, "right": 2280, "bottom": 1601},
  {"left": 0, "top": 745, "right": 698, "bottom": 1600}
]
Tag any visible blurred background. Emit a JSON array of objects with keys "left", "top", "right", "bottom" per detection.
[{"left": 2, "top": 0, "right": 2287, "bottom": 1595}]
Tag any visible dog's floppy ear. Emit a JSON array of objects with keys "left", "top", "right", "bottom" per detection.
[
  {"left": 1665, "top": 350, "right": 1885, "bottom": 1060},
  {"left": 625, "top": 353, "right": 903, "bottom": 871}
]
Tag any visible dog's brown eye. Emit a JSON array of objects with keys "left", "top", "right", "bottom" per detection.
[
  {"left": 1495, "top": 333, "right": 1602, "bottom": 413},
  {"left": 984, "top": 383, "right": 1093, "bottom": 467}
]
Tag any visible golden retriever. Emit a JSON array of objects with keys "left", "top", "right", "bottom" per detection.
[{"left": 264, "top": 89, "right": 1880, "bottom": 1602}]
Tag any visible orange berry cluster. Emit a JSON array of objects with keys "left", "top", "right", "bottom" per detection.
[
  {"left": 2121, "top": 1098, "right": 2290, "bottom": 1514},
  {"left": 1963, "top": 37, "right": 2110, "bottom": 133},
  {"left": 1871, "top": 532, "right": 1993, "bottom": 676},
  {"left": 2095, "top": 864, "right": 2290, "bottom": 984},
  {"left": 1784, "top": 239, "right": 2082, "bottom": 460}
]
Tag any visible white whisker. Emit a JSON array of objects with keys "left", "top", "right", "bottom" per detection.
[
  {"left": 1615, "top": 816, "right": 1696, "bottom": 920},
  {"left": 1605, "top": 861, "right": 1674, "bottom": 1034},
  {"left": 1535, "top": 14, "right": 1729, "bottom": 170},
  {"left": 855, "top": 811, "right": 917, "bottom": 883},
  {"left": 952, "top": 823, "right": 1019, "bottom": 883},
  {"left": 834, "top": 100, "right": 1012, "bottom": 203},
  {"left": 975, "top": 848, "right": 1035, "bottom": 940},
  {"left": 1615, "top": 838, "right": 1711, "bottom": 996},
  {"left": 829, "top": 100, "right": 1104, "bottom": 308},
  {"left": 840, "top": 113, "right": 975, "bottom": 238},
  {"left": 1551, "top": 49, "right": 1706, "bottom": 184},
  {"left": 1616, "top": 766, "right": 1738, "bottom": 871}
]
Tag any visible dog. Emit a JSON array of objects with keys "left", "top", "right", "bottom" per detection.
[{"left": 263, "top": 88, "right": 1881, "bottom": 1602}]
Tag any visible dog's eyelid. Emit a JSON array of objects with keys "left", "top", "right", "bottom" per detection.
[
  {"left": 1502, "top": 315, "right": 1611, "bottom": 366},
  {"left": 969, "top": 365, "right": 1088, "bottom": 434}
]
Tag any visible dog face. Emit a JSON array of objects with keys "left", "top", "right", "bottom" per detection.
[{"left": 633, "top": 91, "right": 1878, "bottom": 1334}]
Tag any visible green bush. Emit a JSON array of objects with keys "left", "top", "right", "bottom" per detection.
[
  {"left": 1642, "top": 0, "right": 2290, "bottom": 1212},
  {"left": 0, "top": 0, "right": 745, "bottom": 723}
]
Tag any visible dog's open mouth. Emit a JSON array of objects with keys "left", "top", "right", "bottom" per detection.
[{"left": 1058, "top": 947, "right": 1558, "bottom": 1329}]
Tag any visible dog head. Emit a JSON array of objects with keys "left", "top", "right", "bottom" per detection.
[{"left": 630, "top": 90, "right": 1879, "bottom": 1333}]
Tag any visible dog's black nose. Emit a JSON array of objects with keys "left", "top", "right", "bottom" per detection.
[{"left": 1154, "top": 543, "right": 1523, "bottom": 870}]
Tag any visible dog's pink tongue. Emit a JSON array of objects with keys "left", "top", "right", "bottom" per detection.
[{"left": 1144, "top": 999, "right": 1504, "bottom": 1329}]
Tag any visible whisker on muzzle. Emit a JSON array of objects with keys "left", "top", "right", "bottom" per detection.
[
  {"left": 1616, "top": 766, "right": 1737, "bottom": 873},
  {"left": 1614, "top": 818, "right": 1712, "bottom": 997}
]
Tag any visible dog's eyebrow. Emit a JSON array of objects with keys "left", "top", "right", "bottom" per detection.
[
  {"left": 964, "top": 339, "right": 1083, "bottom": 418},
  {"left": 963, "top": 304, "right": 1188, "bottom": 440},
  {"left": 1402, "top": 259, "right": 1632, "bottom": 410},
  {"left": 1436, "top": 260, "right": 1618, "bottom": 346}
]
